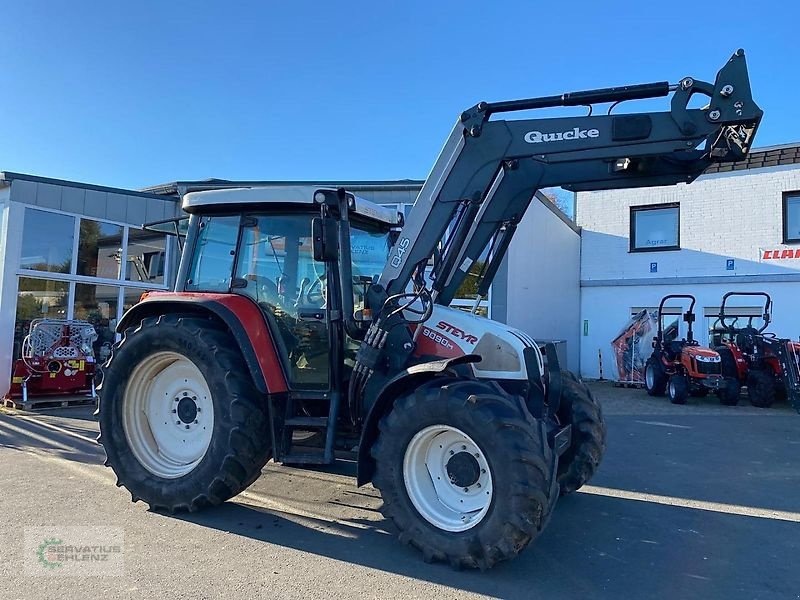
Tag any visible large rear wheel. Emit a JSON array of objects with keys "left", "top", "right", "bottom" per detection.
[
  {"left": 371, "top": 378, "right": 558, "bottom": 570},
  {"left": 98, "top": 315, "right": 272, "bottom": 512},
  {"left": 747, "top": 369, "right": 776, "bottom": 408},
  {"left": 556, "top": 371, "right": 606, "bottom": 495}
]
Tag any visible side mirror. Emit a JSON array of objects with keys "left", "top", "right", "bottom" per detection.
[{"left": 312, "top": 217, "right": 339, "bottom": 262}]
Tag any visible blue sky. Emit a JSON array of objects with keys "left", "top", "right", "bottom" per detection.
[{"left": 2, "top": 0, "right": 796, "bottom": 190}]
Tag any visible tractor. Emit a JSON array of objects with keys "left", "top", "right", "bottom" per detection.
[
  {"left": 713, "top": 292, "right": 800, "bottom": 411},
  {"left": 98, "top": 50, "right": 761, "bottom": 568},
  {"left": 645, "top": 295, "right": 741, "bottom": 405}
]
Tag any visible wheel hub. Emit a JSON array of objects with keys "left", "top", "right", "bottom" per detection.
[
  {"left": 176, "top": 394, "right": 199, "bottom": 425},
  {"left": 446, "top": 451, "right": 481, "bottom": 488}
]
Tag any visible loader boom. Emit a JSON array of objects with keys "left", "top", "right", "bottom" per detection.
[
  {"left": 351, "top": 49, "right": 761, "bottom": 410},
  {"left": 379, "top": 49, "right": 761, "bottom": 304}
]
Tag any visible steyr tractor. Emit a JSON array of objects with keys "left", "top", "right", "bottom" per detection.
[
  {"left": 98, "top": 50, "right": 761, "bottom": 569},
  {"left": 714, "top": 292, "right": 800, "bottom": 411},
  {"left": 645, "top": 295, "right": 741, "bottom": 405}
]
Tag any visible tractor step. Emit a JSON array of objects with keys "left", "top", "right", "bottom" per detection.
[
  {"left": 284, "top": 416, "right": 329, "bottom": 428},
  {"left": 281, "top": 452, "right": 329, "bottom": 465}
]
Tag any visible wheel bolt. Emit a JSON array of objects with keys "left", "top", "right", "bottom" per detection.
[
  {"left": 172, "top": 409, "right": 176, "bottom": 413},
  {"left": 197, "top": 408, "right": 201, "bottom": 413},
  {"left": 476, "top": 483, "right": 481, "bottom": 488},
  {"left": 481, "top": 468, "right": 486, "bottom": 474},
  {"left": 176, "top": 421, "right": 181, "bottom": 425},
  {"left": 474, "top": 453, "right": 480, "bottom": 458},
  {"left": 463, "top": 487, "right": 469, "bottom": 492},
  {"left": 449, "top": 450, "right": 454, "bottom": 455},
  {"left": 185, "top": 425, "right": 190, "bottom": 430},
  {"left": 461, "top": 445, "right": 466, "bottom": 450},
  {"left": 192, "top": 396, "right": 197, "bottom": 401},
  {"left": 194, "top": 420, "right": 198, "bottom": 424},
  {"left": 183, "top": 391, "right": 188, "bottom": 396}
]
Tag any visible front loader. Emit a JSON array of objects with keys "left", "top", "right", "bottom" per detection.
[{"left": 97, "top": 50, "right": 761, "bottom": 569}]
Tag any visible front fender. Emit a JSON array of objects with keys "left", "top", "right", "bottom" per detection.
[
  {"left": 118, "top": 292, "right": 288, "bottom": 395},
  {"left": 356, "top": 354, "right": 481, "bottom": 486}
]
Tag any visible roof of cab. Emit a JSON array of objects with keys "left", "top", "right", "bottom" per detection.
[{"left": 182, "top": 186, "right": 402, "bottom": 226}]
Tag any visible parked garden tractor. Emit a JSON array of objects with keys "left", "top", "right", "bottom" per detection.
[
  {"left": 645, "top": 295, "right": 741, "bottom": 405},
  {"left": 714, "top": 292, "right": 800, "bottom": 411},
  {"left": 98, "top": 50, "right": 761, "bottom": 569}
]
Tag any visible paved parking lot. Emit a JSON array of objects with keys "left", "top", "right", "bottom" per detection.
[{"left": 1, "top": 383, "right": 798, "bottom": 600}]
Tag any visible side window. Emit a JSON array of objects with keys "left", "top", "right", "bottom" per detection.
[{"left": 186, "top": 216, "right": 240, "bottom": 292}]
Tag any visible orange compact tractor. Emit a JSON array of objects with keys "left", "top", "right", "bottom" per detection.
[{"left": 645, "top": 295, "right": 740, "bottom": 405}]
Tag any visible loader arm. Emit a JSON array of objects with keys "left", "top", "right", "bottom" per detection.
[
  {"left": 379, "top": 49, "right": 760, "bottom": 304},
  {"left": 351, "top": 49, "right": 761, "bottom": 412}
]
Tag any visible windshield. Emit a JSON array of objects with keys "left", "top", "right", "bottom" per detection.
[{"left": 350, "top": 224, "right": 392, "bottom": 311}]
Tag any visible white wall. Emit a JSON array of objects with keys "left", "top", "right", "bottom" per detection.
[
  {"left": 578, "top": 164, "right": 800, "bottom": 282},
  {"left": 504, "top": 198, "right": 581, "bottom": 370}
]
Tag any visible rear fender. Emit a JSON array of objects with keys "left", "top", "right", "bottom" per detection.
[
  {"left": 356, "top": 355, "right": 481, "bottom": 486},
  {"left": 117, "top": 292, "right": 288, "bottom": 395}
]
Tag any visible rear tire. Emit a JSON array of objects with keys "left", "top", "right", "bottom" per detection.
[
  {"left": 645, "top": 357, "right": 667, "bottom": 396},
  {"left": 747, "top": 369, "right": 776, "bottom": 408},
  {"left": 371, "top": 378, "right": 558, "bottom": 570},
  {"left": 717, "top": 377, "right": 741, "bottom": 406},
  {"left": 557, "top": 371, "right": 607, "bottom": 495},
  {"left": 98, "top": 315, "right": 272, "bottom": 512},
  {"left": 668, "top": 375, "right": 689, "bottom": 405}
]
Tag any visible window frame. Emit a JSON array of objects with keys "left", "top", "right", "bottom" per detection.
[
  {"left": 783, "top": 191, "right": 800, "bottom": 244},
  {"left": 629, "top": 202, "right": 681, "bottom": 253}
]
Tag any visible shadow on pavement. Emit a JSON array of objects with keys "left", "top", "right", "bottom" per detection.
[{"left": 174, "top": 484, "right": 797, "bottom": 600}]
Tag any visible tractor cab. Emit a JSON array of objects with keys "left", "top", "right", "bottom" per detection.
[{"left": 175, "top": 186, "right": 402, "bottom": 390}]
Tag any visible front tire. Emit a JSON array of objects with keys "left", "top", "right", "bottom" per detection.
[
  {"left": 668, "top": 375, "right": 689, "bottom": 405},
  {"left": 747, "top": 369, "right": 776, "bottom": 408},
  {"left": 371, "top": 378, "right": 558, "bottom": 570},
  {"left": 557, "top": 371, "right": 607, "bottom": 495},
  {"left": 98, "top": 315, "right": 272, "bottom": 512},
  {"left": 645, "top": 357, "right": 667, "bottom": 396}
]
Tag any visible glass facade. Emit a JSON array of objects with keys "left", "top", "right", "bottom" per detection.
[
  {"left": 20, "top": 209, "right": 75, "bottom": 273},
  {"left": 11, "top": 206, "right": 172, "bottom": 365}
]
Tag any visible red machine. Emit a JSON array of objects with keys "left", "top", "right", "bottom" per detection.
[
  {"left": 713, "top": 292, "right": 800, "bottom": 411},
  {"left": 6, "top": 319, "right": 97, "bottom": 402}
]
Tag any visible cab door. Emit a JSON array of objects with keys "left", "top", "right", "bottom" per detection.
[{"left": 234, "top": 213, "right": 330, "bottom": 391}]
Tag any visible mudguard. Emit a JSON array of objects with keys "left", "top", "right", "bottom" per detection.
[{"left": 116, "top": 292, "right": 288, "bottom": 395}]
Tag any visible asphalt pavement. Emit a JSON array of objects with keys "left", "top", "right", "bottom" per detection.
[{"left": 1, "top": 383, "right": 798, "bottom": 600}]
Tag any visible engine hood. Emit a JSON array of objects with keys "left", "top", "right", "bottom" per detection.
[{"left": 412, "top": 305, "right": 543, "bottom": 381}]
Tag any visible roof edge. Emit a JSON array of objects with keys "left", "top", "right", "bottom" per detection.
[{"left": 1, "top": 171, "right": 177, "bottom": 201}]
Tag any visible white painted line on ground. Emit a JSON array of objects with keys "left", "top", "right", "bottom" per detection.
[
  {"left": 635, "top": 420, "right": 692, "bottom": 429},
  {"left": 12, "top": 414, "right": 99, "bottom": 445},
  {"left": 0, "top": 419, "right": 79, "bottom": 451},
  {"left": 580, "top": 485, "right": 800, "bottom": 523}
]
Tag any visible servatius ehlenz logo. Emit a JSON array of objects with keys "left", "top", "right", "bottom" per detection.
[{"left": 524, "top": 127, "right": 600, "bottom": 143}]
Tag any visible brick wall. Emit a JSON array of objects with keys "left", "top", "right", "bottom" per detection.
[{"left": 577, "top": 164, "right": 800, "bottom": 282}]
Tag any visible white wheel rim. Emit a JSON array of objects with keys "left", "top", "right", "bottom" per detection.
[
  {"left": 402, "top": 425, "right": 493, "bottom": 533},
  {"left": 122, "top": 351, "right": 214, "bottom": 479},
  {"left": 669, "top": 380, "right": 676, "bottom": 397},
  {"left": 646, "top": 365, "right": 654, "bottom": 388}
]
